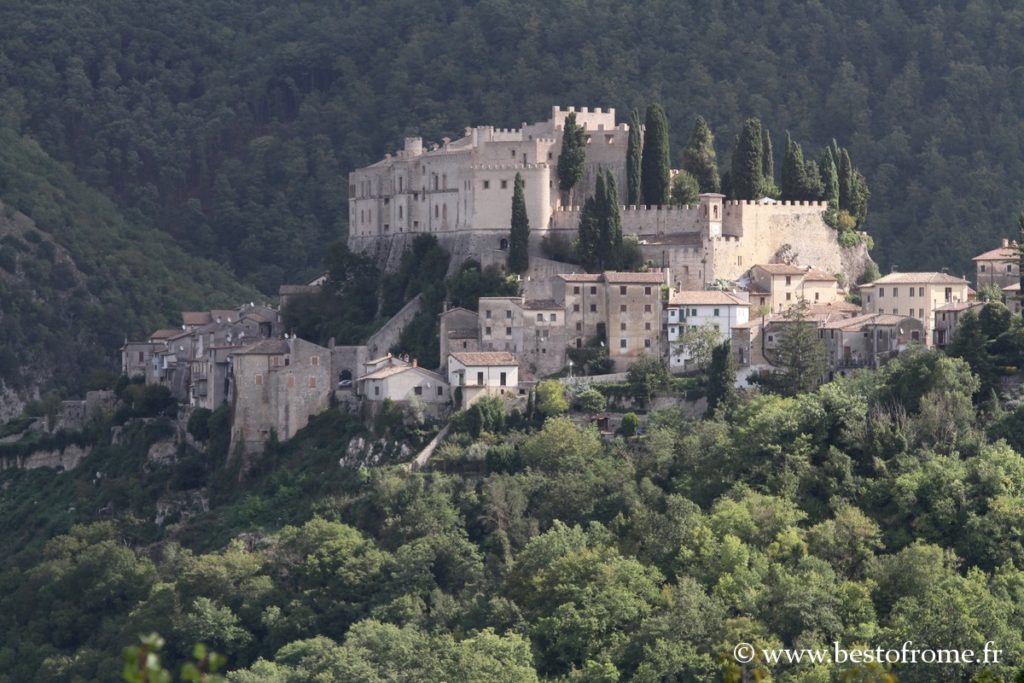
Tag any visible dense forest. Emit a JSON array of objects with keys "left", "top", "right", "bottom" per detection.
[
  {"left": 2, "top": 0, "right": 1024, "bottom": 292},
  {"left": 4, "top": 348, "right": 1024, "bottom": 681}
]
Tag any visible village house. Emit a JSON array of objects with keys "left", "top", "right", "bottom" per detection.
[
  {"left": 476, "top": 296, "right": 567, "bottom": 378},
  {"left": 229, "top": 336, "right": 332, "bottom": 453},
  {"left": 973, "top": 239, "right": 1020, "bottom": 291},
  {"left": 1004, "top": 282, "right": 1021, "bottom": 316},
  {"left": 933, "top": 301, "right": 987, "bottom": 348},
  {"left": 819, "top": 313, "right": 925, "bottom": 377},
  {"left": 439, "top": 307, "right": 482, "bottom": 364},
  {"left": 447, "top": 351, "right": 520, "bottom": 407},
  {"left": 666, "top": 290, "right": 750, "bottom": 371},
  {"left": 356, "top": 355, "right": 450, "bottom": 406},
  {"left": 859, "top": 272, "right": 972, "bottom": 348},
  {"left": 746, "top": 263, "right": 844, "bottom": 314}
]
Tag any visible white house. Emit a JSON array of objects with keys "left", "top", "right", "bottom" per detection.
[
  {"left": 666, "top": 290, "right": 750, "bottom": 370},
  {"left": 357, "top": 360, "right": 449, "bottom": 404},
  {"left": 447, "top": 351, "right": 520, "bottom": 406}
]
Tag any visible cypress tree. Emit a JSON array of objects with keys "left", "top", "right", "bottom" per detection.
[
  {"left": 507, "top": 173, "right": 529, "bottom": 273},
  {"left": 820, "top": 148, "right": 840, "bottom": 208},
  {"left": 761, "top": 127, "right": 774, "bottom": 185},
  {"left": 850, "top": 169, "right": 870, "bottom": 224},
  {"left": 557, "top": 112, "right": 586, "bottom": 195},
  {"left": 781, "top": 132, "right": 807, "bottom": 201},
  {"left": 705, "top": 341, "right": 736, "bottom": 417},
  {"left": 576, "top": 196, "right": 599, "bottom": 271},
  {"left": 603, "top": 170, "right": 623, "bottom": 269},
  {"left": 731, "top": 118, "right": 764, "bottom": 200},
  {"left": 838, "top": 148, "right": 854, "bottom": 213},
  {"left": 626, "top": 109, "right": 643, "bottom": 205},
  {"left": 641, "top": 104, "right": 671, "bottom": 206},
  {"left": 803, "top": 159, "right": 824, "bottom": 199},
  {"left": 593, "top": 171, "right": 608, "bottom": 268},
  {"left": 681, "top": 115, "right": 721, "bottom": 193}
]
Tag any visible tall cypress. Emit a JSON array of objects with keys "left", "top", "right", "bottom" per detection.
[
  {"left": 761, "top": 127, "right": 774, "bottom": 186},
  {"left": 820, "top": 148, "right": 840, "bottom": 208},
  {"left": 626, "top": 109, "right": 643, "bottom": 205},
  {"left": 507, "top": 173, "right": 529, "bottom": 273},
  {"left": 641, "top": 104, "right": 671, "bottom": 206},
  {"left": 603, "top": 170, "right": 623, "bottom": 269},
  {"left": 557, "top": 112, "right": 586, "bottom": 196},
  {"left": 681, "top": 115, "right": 721, "bottom": 193},
  {"left": 730, "top": 118, "right": 764, "bottom": 200},
  {"left": 576, "top": 196, "right": 599, "bottom": 271},
  {"left": 781, "top": 132, "right": 806, "bottom": 201},
  {"left": 838, "top": 148, "right": 854, "bottom": 213}
]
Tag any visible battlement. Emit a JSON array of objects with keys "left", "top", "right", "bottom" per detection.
[
  {"left": 553, "top": 204, "right": 705, "bottom": 215},
  {"left": 471, "top": 162, "right": 548, "bottom": 171},
  {"left": 551, "top": 105, "right": 618, "bottom": 132},
  {"left": 723, "top": 199, "right": 829, "bottom": 208}
]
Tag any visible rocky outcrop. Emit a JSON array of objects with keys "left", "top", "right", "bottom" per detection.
[{"left": 0, "top": 444, "right": 90, "bottom": 472}]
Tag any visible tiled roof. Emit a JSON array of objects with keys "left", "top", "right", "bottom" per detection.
[
  {"left": 558, "top": 273, "right": 602, "bottom": 282},
  {"left": 181, "top": 312, "right": 212, "bottom": 326},
  {"left": 935, "top": 301, "right": 985, "bottom": 312},
  {"left": 668, "top": 290, "right": 749, "bottom": 306},
  {"left": 753, "top": 263, "right": 805, "bottom": 275},
  {"left": 522, "top": 299, "right": 560, "bottom": 310},
  {"left": 803, "top": 267, "right": 838, "bottom": 282},
  {"left": 359, "top": 364, "right": 446, "bottom": 383},
  {"left": 602, "top": 271, "right": 667, "bottom": 283},
  {"left": 449, "top": 351, "right": 518, "bottom": 366},
  {"left": 821, "top": 313, "right": 910, "bottom": 330},
  {"left": 1004, "top": 282, "right": 1021, "bottom": 292},
  {"left": 863, "top": 272, "right": 969, "bottom": 285},
  {"left": 148, "top": 328, "right": 182, "bottom": 340},
  {"left": 210, "top": 309, "right": 238, "bottom": 321},
  {"left": 233, "top": 339, "right": 289, "bottom": 355},
  {"left": 973, "top": 247, "right": 1018, "bottom": 261}
]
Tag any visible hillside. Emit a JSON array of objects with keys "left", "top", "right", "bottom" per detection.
[
  {"left": 1, "top": 0, "right": 1023, "bottom": 288},
  {"left": 0, "top": 129, "right": 260, "bottom": 416}
]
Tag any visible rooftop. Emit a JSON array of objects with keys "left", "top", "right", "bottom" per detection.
[
  {"left": 602, "top": 270, "right": 667, "bottom": 284},
  {"left": 148, "top": 328, "right": 182, "bottom": 341},
  {"left": 935, "top": 301, "right": 986, "bottom": 312},
  {"left": 973, "top": 246, "right": 1019, "bottom": 261},
  {"left": 862, "top": 272, "right": 970, "bottom": 286},
  {"left": 522, "top": 298, "right": 561, "bottom": 310},
  {"left": 359, "top": 364, "right": 443, "bottom": 382},
  {"left": 449, "top": 351, "right": 518, "bottom": 366},
  {"left": 182, "top": 312, "right": 212, "bottom": 326},
  {"left": 668, "top": 290, "right": 749, "bottom": 306},
  {"left": 234, "top": 339, "right": 290, "bottom": 356},
  {"left": 753, "top": 263, "right": 806, "bottom": 275},
  {"left": 803, "top": 267, "right": 838, "bottom": 282}
]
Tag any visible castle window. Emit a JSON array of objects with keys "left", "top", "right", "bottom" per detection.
[
  {"left": 981, "top": 265, "right": 987, "bottom": 272},
  {"left": 506, "top": 309, "right": 512, "bottom": 319},
  {"left": 442, "top": 174, "right": 447, "bottom": 189},
  {"left": 576, "top": 322, "right": 582, "bottom": 331},
  {"left": 619, "top": 338, "right": 627, "bottom": 348},
  {"left": 374, "top": 385, "right": 380, "bottom": 396},
  {"left": 399, "top": 206, "right": 403, "bottom": 219},
  {"left": 620, "top": 322, "right": 627, "bottom": 331},
  {"left": 590, "top": 304, "right": 597, "bottom": 312},
  {"left": 442, "top": 205, "right": 447, "bottom": 220},
  {"left": 433, "top": 176, "right": 438, "bottom": 190},
  {"left": 785, "top": 276, "right": 792, "bottom": 285},
  {"left": 434, "top": 205, "right": 439, "bottom": 218},
  {"left": 586, "top": 135, "right": 592, "bottom": 145},
  {"left": 919, "top": 308, "right": 924, "bottom": 318},
  {"left": 384, "top": 224, "right": 390, "bottom": 232},
  {"left": 414, "top": 386, "right": 422, "bottom": 396},
  {"left": 437, "top": 386, "right": 444, "bottom": 396},
  {"left": 909, "top": 287, "right": 915, "bottom": 297},
  {"left": 255, "top": 374, "right": 263, "bottom": 386},
  {"left": 814, "top": 292, "right": 819, "bottom": 301},
  {"left": 737, "top": 255, "right": 742, "bottom": 265},
  {"left": 605, "top": 134, "right": 614, "bottom": 144},
  {"left": 506, "top": 327, "right": 512, "bottom": 336},
  {"left": 548, "top": 152, "right": 553, "bottom": 160},
  {"left": 485, "top": 326, "right": 491, "bottom": 336},
  {"left": 485, "top": 309, "right": 491, "bottom": 319},
  {"left": 536, "top": 313, "right": 543, "bottom": 322},
  {"left": 644, "top": 286, "right": 652, "bottom": 295},
  {"left": 549, "top": 313, "right": 556, "bottom": 322},
  {"left": 879, "top": 288, "right": 885, "bottom": 297},
  {"left": 919, "top": 287, "right": 924, "bottom": 296},
  {"left": 645, "top": 322, "right": 651, "bottom": 330},
  {"left": 308, "top": 377, "right": 317, "bottom": 388},
  {"left": 620, "top": 304, "right": 627, "bottom": 312},
  {"left": 501, "top": 179, "right": 508, "bottom": 189},
  {"left": 590, "top": 286, "right": 597, "bottom": 295},
  {"left": 713, "top": 308, "right": 720, "bottom": 316},
  {"left": 644, "top": 339, "right": 652, "bottom": 348},
  {"left": 644, "top": 304, "right": 652, "bottom": 312},
  {"left": 620, "top": 286, "right": 627, "bottom": 295},
  {"left": 483, "top": 180, "right": 490, "bottom": 189},
  {"left": 893, "top": 288, "right": 899, "bottom": 296},
  {"left": 1009, "top": 264, "right": 1015, "bottom": 273},
  {"left": 312, "top": 356, "right": 319, "bottom": 367},
  {"left": 786, "top": 293, "right": 792, "bottom": 301}
]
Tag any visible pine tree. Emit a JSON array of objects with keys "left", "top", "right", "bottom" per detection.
[
  {"left": 731, "top": 118, "right": 764, "bottom": 200},
  {"left": 507, "top": 172, "right": 529, "bottom": 273},
  {"left": 602, "top": 170, "right": 623, "bottom": 269},
  {"left": 780, "top": 132, "right": 807, "bottom": 201},
  {"left": 626, "top": 109, "right": 643, "bottom": 205},
  {"left": 820, "top": 148, "right": 840, "bottom": 208},
  {"left": 681, "top": 115, "right": 721, "bottom": 193},
  {"left": 641, "top": 103, "right": 671, "bottom": 206},
  {"left": 557, "top": 112, "right": 586, "bottom": 196}
]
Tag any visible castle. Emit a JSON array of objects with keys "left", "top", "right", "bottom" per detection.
[{"left": 347, "top": 106, "right": 870, "bottom": 289}]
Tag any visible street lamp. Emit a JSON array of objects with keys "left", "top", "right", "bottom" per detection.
[{"left": 568, "top": 359, "right": 574, "bottom": 380}]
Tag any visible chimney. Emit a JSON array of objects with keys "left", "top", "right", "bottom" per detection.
[{"left": 1003, "top": 238, "right": 1010, "bottom": 248}]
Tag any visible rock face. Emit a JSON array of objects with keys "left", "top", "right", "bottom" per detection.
[
  {"left": 342, "top": 435, "right": 413, "bottom": 467},
  {"left": 0, "top": 444, "right": 90, "bottom": 472}
]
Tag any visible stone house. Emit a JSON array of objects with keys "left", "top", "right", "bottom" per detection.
[
  {"left": 747, "top": 263, "right": 843, "bottom": 314},
  {"left": 819, "top": 313, "right": 925, "bottom": 377},
  {"left": 666, "top": 290, "right": 750, "bottom": 371},
  {"left": 859, "top": 272, "right": 972, "bottom": 348},
  {"left": 440, "top": 307, "right": 483, "bottom": 368},
  {"left": 229, "top": 337, "right": 332, "bottom": 453},
  {"left": 357, "top": 359, "right": 450, "bottom": 405},
  {"left": 973, "top": 239, "right": 1020, "bottom": 291},
  {"left": 447, "top": 351, "right": 520, "bottom": 407},
  {"left": 477, "top": 296, "right": 567, "bottom": 378},
  {"left": 933, "top": 301, "right": 986, "bottom": 348},
  {"left": 1004, "top": 282, "right": 1021, "bottom": 316}
]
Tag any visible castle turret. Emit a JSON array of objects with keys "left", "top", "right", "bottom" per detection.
[
  {"left": 700, "top": 193, "right": 725, "bottom": 238},
  {"left": 404, "top": 136, "right": 423, "bottom": 156}
]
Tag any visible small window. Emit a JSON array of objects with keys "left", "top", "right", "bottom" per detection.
[
  {"left": 644, "top": 339, "right": 652, "bottom": 348},
  {"left": 879, "top": 288, "right": 885, "bottom": 297},
  {"left": 311, "top": 356, "right": 319, "bottom": 367},
  {"left": 768, "top": 335, "right": 774, "bottom": 342},
  {"left": 499, "top": 371, "right": 507, "bottom": 386},
  {"left": 620, "top": 304, "right": 627, "bottom": 312},
  {"left": 255, "top": 374, "right": 263, "bottom": 386},
  {"left": 485, "top": 326, "right": 491, "bottom": 336},
  {"left": 644, "top": 304, "right": 652, "bottom": 313},
  {"left": 786, "top": 293, "right": 792, "bottom": 301},
  {"left": 437, "top": 386, "right": 444, "bottom": 396},
  {"left": 713, "top": 308, "right": 720, "bottom": 316},
  {"left": 981, "top": 265, "right": 987, "bottom": 272},
  {"left": 414, "top": 386, "right": 423, "bottom": 396},
  {"left": 619, "top": 339, "right": 627, "bottom": 349},
  {"left": 506, "top": 309, "right": 512, "bottom": 319},
  {"left": 620, "top": 322, "right": 627, "bottom": 331},
  {"left": 536, "top": 313, "right": 543, "bottom": 322},
  {"left": 501, "top": 179, "right": 508, "bottom": 189},
  {"left": 573, "top": 286, "right": 581, "bottom": 294},
  {"left": 919, "top": 287, "right": 924, "bottom": 296},
  {"left": 919, "top": 308, "right": 924, "bottom": 318},
  {"left": 590, "top": 286, "right": 597, "bottom": 295},
  {"left": 785, "top": 276, "right": 792, "bottom": 285},
  {"left": 909, "top": 288, "right": 915, "bottom": 298},
  {"left": 575, "top": 322, "right": 582, "bottom": 331},
  {"left": 308, "top": 377, "right": 317, "bottom": 388},
  {"left": 549, "top": 313, "right": 557, "bottom": 321},
  {"left": 590, "top": 304, "right": 597, "bottom": 313},
  {"left": 506, "top": 327, "right": 512, "bottom": 336},
  {"left": 645, "top": 322, "right": 651, "bottom": 330},
  {"left": 620, "top": 286, "right": 627, "bottom": 295},
  {"left": 1008, "top": 264, "right": 1014, "bottom": 273},
  {"left": 893, "top": 288, "right": 899, "bottom": 296},
  {"left": 483, "top": 180, "right": 490, "bottom": 189},
  {"left": 374, "top": 385, "right": 380, "bottom": 396},
  {"left": 573, "top": 304, "right": 580, "bottom": 312},
  {"left": 485, "top": 309, "right": 492, "bottom": 319},
  {"left": 645, "top": 286, "right": 652, "bottom": 295}
]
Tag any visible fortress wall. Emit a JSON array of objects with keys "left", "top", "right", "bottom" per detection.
[{"left": 548, "top": 205, "right": 705, "bottom": 235}]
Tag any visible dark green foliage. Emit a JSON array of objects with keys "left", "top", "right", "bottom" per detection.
[
  {"left": 576, "top": 169, "right": 624, "bottom": 271},
  {"left": 507, "top": 173, "right": 529, "bottom": 274},
  {"left": 680, "top": 115, "right": 720, "bottom": 194},
  {"left": 705, "top": 341, "right": 735, "bottom": 416},
  {"left": 640, "top": 104, "right": 670, "bottom": 206},
  {"left": 626, "top": 109, "right": 643, "bottom": 205},
  {"left": 669, "top": 170, "right": 700, "bottom": 206},
  {"left": 761, "top": 126, "right": 774, "bottom": 185},
  {"left": 820, "top": 148, "right": 840, "bottom": 208},
  {"left": 619, "top": 411, "right": 639, "bottom": 437},
  {"left": 187, "top": 408, "right": 213, "bottom": 443},
  {"left": 627, "top": 354, "right": 670, "bottom": 407},
  {"left": 773, "top": 302, "right": 827, "bottom": 396},
  {"left": 780, "top": 132, "right": 808, "bottom": 201},
  {"left": 730, "top": 118, "right": 764, "bottom": 199},
  {"left": 557, "top": 112, "right": 586, "bottom": 194},
  {"left": 446, "top": 259, "right": 520, "bottom": 311}
]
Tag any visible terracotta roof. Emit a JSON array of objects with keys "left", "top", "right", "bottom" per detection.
[
  {"left": 1004, "top": 282, "right": 1021, "bottom": 292},
  {"left": 181, "top": 312, "right": 212, "bottom": 326},
  {"left": 358, "top": 364, "right": 442, "bottom": 382},
  {"left": 973, "top": 247, "right": 1018, "bottom": 261},
  {"left": 522, "top": 299, "right": 560, "bottom": 310},
  {"left": 233, "top": 339, "right": 289, "bottom": 355},
  {"left": 558, "top": 273, "right": 602, "bottom": 282},
  {"left": 821, "top": 313, "right": 912, "bottom": 330},
  {"left": 602, "top": 271, "right": 667, "bottom": 283},
  {"left": 753, "top": 263, "right": 805, "bottom": 275},
  {"left": 365, "top": 354, "right": 404, "bottom": 366},
  {"left": 863, "top": 272, "right": 969, "bottom": 286},
  {"left": 668, "top": 290, "right": 749, "bottom": 306},
  {"left": 449, "top": 351, "right": 518, "bottom": 366},
  {"left": 935, "top": 301, "right": 985, "bottom": 312},
  {"left": 148, "top": 328, "right": 182, "bottom": 340},
  {"left": 803, "top": 268, "right": 838, "bottom": 282},
  {"left": 807, "top": 302, "right": 862, "bottom": 315},
  {"left": 210, "top": 309, "right": 238, "bottom": 321}
]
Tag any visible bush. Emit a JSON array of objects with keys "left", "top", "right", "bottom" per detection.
[
  {"left": 575, "top": 388, "right": 607, "bottom": 414},
  {"left": 619, "top": 412, "right": 640, "bottom": 437},
  {"left": 187, "top": 408, "right": 213, "bottom": 442}
]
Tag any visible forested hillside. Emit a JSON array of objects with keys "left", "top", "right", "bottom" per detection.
[{"left": 2, "top": 0, "right": 1023, "bottom": 288}]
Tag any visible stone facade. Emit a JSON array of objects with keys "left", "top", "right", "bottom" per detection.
[
  {"left": 666, "top": 290, "right": 750, "bottom": 371},
  {"left": 973, "top": 239, "right": 1020, "bottom": 291},
  {"left": 477, "top": 297, "right": 566, "bottom": 378},
  {"left": 447, "top": 351, "right": 521, "bottom": 407},
  {"left": 860, "top": 273, "right": 972, "bottom": 348},
  {"left": 357, "top": 357, "right": 450, "bottom": 405},
  {"left": 933, "top": 301, "right": 986, "bottom": 348},
  {"left": 819, "top": 313, "right": 925, "bottom": 377},
  {"left": 747, "top": 263, "right": 843, "bottom": 314}
]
